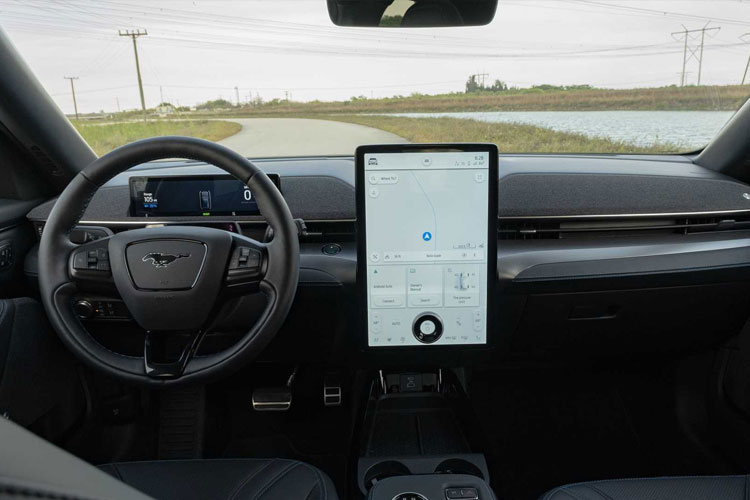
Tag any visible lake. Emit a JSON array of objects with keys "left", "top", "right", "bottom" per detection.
[{"left": 386, "top": 110, "right": 735, "bottom": 150}]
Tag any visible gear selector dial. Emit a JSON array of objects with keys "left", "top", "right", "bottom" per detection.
[{"left": 412, "top": 313, "right": 443, "bottom": 343}]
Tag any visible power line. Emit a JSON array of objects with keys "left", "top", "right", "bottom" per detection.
[
  {"left": 63, "top": 76, "right": 79, "bottom": 119},
  {"left": 672, "top": 24, "right": 720, "bottom": 86},
  {"left": 4, "top": 6, "right": 745, "bottom": 62},
  {"left": 1, "top": 2, "right": 716, "bottom": 61},
  {"left": 564, "top": 0, "right": 750, "bottom": 28},
  {"left": 118, "top": 29, "right": 148, "bottom": 118},
  {"left": 49, "top": 85, "right": 136, "bottom": 97}
]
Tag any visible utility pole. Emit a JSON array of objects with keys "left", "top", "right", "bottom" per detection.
[
  {"left": 116, "top": 96, "right": 121, "bottom": 113},
  {"left": 671, "top": 24, "right": 720, "bottom": 86},
  {"left": 741, "top": 33, "right": 750, "bottom": 85},
  {"left": 159, "top": 85, "right": 164, "bottom": 104},
  {"left": 234, "top": 86, "right": 240, "bottom": 106},
  {"left": 118, "top": 29, "right": 148, "bottom": 119},
  {"left": 698, "top": 26, "right": 707, "bottom": 85},
  {"left": 469, "top": 72, "right": 489, "bottom": 90},
  {"left": 63, "top": 76, "right": 79, "bottom": 119},
  {"left": 679, "top": 26, "right": 688, "bottom": 86}
]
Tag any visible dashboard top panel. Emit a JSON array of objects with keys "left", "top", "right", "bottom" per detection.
[{"left": 25, "top": 154, "right": 750, "bottom": 223}]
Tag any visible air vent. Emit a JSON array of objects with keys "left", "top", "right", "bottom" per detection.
[
  {"left": 301, "top": 220, "right": 355, "bottom": 242},
  {"left": 498, "top": 214, "right": 750, "bottom": 240}
]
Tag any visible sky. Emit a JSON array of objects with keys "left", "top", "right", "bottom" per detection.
[{"left": 1, "top": 0, "right": 750, "bottom": 114}]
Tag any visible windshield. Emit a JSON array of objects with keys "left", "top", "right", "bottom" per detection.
[{"left": 4, "top": 1, "right": 749, "bottom": 157}]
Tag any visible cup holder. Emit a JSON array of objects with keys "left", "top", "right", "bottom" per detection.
[
  {"left": 433, "top": 458, "right": 484, "bottom": 479},
  {"left": 364, "top": 460, "right": 411, "bottom": 489}
]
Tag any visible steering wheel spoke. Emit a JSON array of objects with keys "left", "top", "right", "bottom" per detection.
[
  {"left": 144, "top": 329, "right": 205, "bottom": 379},
  {"left": 68, "top": 237, "right": 117, "bottom": 292},
  {"left": 224, "top": 233, "right": 267, "bottom": 293}
]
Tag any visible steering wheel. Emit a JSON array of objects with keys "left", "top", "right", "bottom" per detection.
[{"left": 38, "top": 137, "right": 299, "bottom": 386}]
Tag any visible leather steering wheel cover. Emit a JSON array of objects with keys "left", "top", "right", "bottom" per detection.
[{"left": 38, "top": 136, "right": 299, "bottom": 386}]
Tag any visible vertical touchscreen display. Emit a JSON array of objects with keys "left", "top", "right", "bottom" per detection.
[{"left": 360, "top": 148, "right": 495, "bottom": 347}]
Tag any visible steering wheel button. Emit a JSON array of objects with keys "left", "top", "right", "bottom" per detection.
[{"left": 73, "top": 251, "right": 88, "bottom": 270}]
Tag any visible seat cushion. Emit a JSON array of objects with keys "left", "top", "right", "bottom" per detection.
[
  {"left": 99, "top": 458, "right": 337, "bottom": 500},
  {"left": 541, "top": 475, "right": 750, "bottom": 500}
]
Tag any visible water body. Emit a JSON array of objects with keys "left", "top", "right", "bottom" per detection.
[{"left": 385, "top": 110, "right": 735, "bottom": 150}]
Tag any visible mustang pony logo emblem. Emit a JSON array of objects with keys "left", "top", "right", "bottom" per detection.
[{"left": 142, "top": 252, "right": 190, "bottom": 268}]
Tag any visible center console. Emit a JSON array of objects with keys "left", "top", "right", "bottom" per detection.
[
  {"left": 368, "top": 475, "right": 496, "bottom": 500},
  {"left": 356, "top": 369, "right": 496, "bottom": 499}
]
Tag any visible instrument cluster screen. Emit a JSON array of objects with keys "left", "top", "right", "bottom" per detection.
[
  {"left": 357, "top": 145, "right": 497, "bottom": 348},
  {"left": 129, "top": 174, "right": 280, "bottom": 217}
]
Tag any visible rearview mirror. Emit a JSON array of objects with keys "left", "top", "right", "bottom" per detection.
[{"left": 327, "top": 0, "right": 498, "bottom": 28}]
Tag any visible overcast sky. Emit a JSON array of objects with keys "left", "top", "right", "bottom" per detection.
[{"left": 2, "top": 0, "right": 749, "bottom": 113}]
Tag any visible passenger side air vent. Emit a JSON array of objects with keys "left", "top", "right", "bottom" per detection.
[{"left": 498, "top": 214, "right": 750, "bottom": 240}]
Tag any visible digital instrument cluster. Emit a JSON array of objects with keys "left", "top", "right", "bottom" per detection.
[{"left": 129, "top": 174, "right": 280, "bottom": 217}]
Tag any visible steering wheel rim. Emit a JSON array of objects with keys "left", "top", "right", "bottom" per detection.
[{"left": 38, "top": 136, "right": 299, "bottom": 387}]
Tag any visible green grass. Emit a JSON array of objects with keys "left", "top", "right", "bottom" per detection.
[
  {"left": 71, "top": 114, "right": 677, "bottom": 156},
  {"left": 197, "top": 85, "right": 750, "bottom": 115},
  {"left": 317, "top": 114, "right": 678, "bottom": 153},
  {"left": 72, "top": 119, "right": 241, "bottom": 155}
]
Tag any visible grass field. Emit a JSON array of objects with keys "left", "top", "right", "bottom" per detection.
[
  {"left": 316, "top": 114, "right": 677, "bottom": 153},
  {"left": 73, "top": 120, "right": 241, "bottom": 155},
  {"left": 211, "top": 85, "right": 750, "bottom": 115}
]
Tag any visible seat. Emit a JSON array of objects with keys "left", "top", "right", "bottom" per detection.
[
  {"left": 99, "top": 458, "right": 338, "bottom": 500},
  {"left": 0, "top": 397, "right": 336, "bottom": 500},
  {"left": 541, "top": 476, "right": 750, "bottom": 500}
]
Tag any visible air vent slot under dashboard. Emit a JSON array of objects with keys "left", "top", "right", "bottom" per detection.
[
  {"left": 301, "top": 220, "right": 355, "bottom": 242},
  {"left": 498, "top": 214, "right": 750, "bottom": 240}
]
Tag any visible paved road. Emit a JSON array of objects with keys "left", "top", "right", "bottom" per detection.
[{"left": 217, "top": 118, "right": 408, "bottom": 157}]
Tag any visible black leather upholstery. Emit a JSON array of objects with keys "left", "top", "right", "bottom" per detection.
[
  {"left": 541, "top": 476, "right": 750, "bottom": 500},
  {"left": 99, "top": 458, "right": 338, "bottom": 500},
  {"left": 0, "top": 417, "right": 151, "bottom": 500}
]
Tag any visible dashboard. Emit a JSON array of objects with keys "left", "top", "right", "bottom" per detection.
[{"left": 24, "top": 153, "right": 750, "bottom": 362}]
